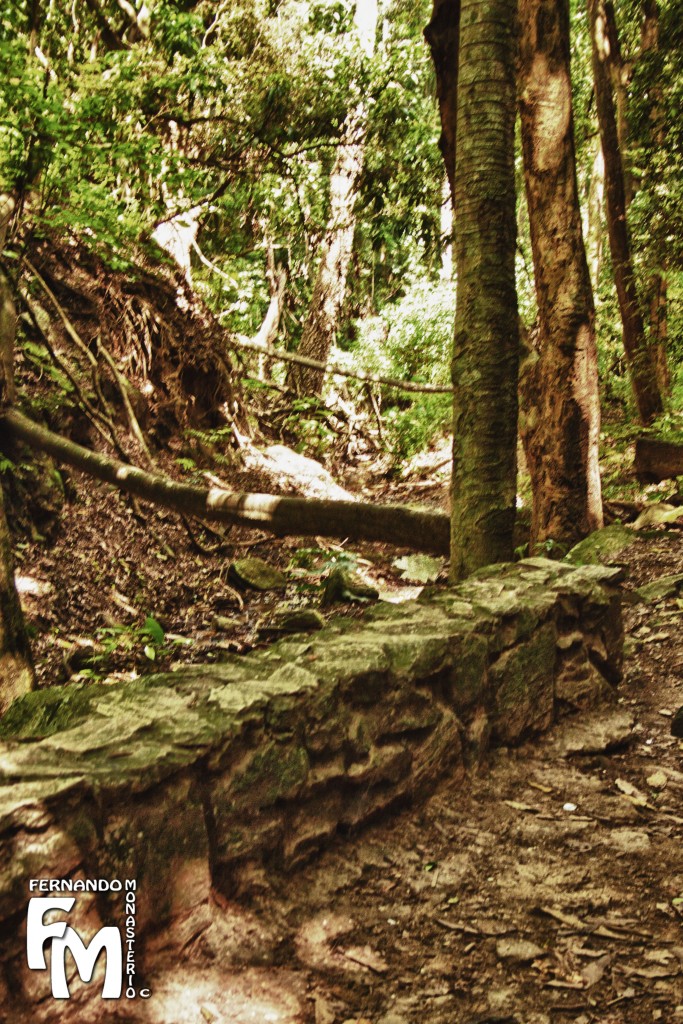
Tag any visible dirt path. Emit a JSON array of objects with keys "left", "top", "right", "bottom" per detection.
[{"left": 136, "top": 533, "right": 683, "bottom": 1024}]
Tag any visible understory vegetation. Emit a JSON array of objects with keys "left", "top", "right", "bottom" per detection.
[{"left": 0, "top": 0, "right": 681, "bottom": 690}]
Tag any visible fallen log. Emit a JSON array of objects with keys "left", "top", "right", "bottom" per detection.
[
  {"left": 1, "top": 408, "right": 451, "bottom": 555},
  {"left": 634, "top": 436, "right": 683, "bottom": 483}
]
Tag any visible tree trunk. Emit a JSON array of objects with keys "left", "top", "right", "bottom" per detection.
[
  {"left": 424, "top": 0, "right": 461, "bottom": 203},
  {"left": 289, "top": 0, "right": 378, "bottom": 397},
  {"left": 449, "top": 0, "right": 520, "bottom": 578},
  {"left": 584, "top": 141, "right": 605, "bottom": 294},
  {"left": 0, "top": 484, "right": 35, "bottom": 715},
  {"left": 640, "top": 0, "right": 670, "bottom": 396},
  {"left": 518, "top": 0, "right": 603, "bottom": 549},
  {"left": 588, "top": 0, "right": 663, "bottom": 424},
  {"left": 0, "top": 264, "right": 35, "bottom": 713},
  {"left": 0, "top": 197, "right": 16, "bottom": 407},
  {"left": 0, "top": 272, "right": 16, "bottom": 409},
  {"left": 2, "top": 409, "right": 451, "bottom": 555}
]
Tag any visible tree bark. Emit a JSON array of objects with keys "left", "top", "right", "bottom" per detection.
[
  {"left": 584, "top": 141, "right": 605, "bottom": 293},
  {"left": 0, "top": 484, "right": 35, "bottom": 715},
  {"left": 518, "top": 0, "right": 603, "bottom": 549},
  {"left": 1, "top": 409, "right": 451, "bottom": 555},
  {"left": 588, "top": 0, "right": 663, "bottom": 424},
  {"left": 0, "top": 272, "right": 16, "bottom": 409},
  {"left": 634, "top": 437, "right": 683, "bottom": 483},
  {"left": 448, "top": 0, "right": 520, "bottom": 579},
  {"left": 640, "top": 0, "right": 670, "bottom": 396},
  {"left": 424, "top": 0, "right": 461, "bottom": 203},
  {"left": 0, "top": 264, "right": 35, "bottom": 712},
  {"left": 289, "top": 0, "right": 378, "bottom": 397}
]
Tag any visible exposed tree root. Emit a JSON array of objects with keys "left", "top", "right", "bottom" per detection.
[{"left": 22, "top": 237, "right": 245, "bottom": 435}]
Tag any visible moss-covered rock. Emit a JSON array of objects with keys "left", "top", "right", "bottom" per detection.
[
  {"left": 321, "top": 567, "right": 379, "bottom": 605},
  {"left": 564, "top": 523, "right": 640, "bottom": 566},
  {"left": 229, "top": 557, "right": 287, "bottom": 591},
  {"left": 636, "top": 573, "right": 683, "bottom": 603}
]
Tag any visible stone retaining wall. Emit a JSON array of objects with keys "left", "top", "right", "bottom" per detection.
[{"left": 0, "top": 558, "right": 623, "bottom": 1019}]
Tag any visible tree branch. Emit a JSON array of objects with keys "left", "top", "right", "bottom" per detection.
[
  {"left": 232, "top": 337, "right": 454, "bottom": 395},
  {"left": 1, "top": 408, "right": 450, "bottom": 555}
]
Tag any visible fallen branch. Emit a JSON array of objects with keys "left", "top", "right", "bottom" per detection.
[
  {"left": 232, "top": 336, "right": 454, "bottom": 395},
  {"left": 2, "top": 409, "right": 451, "bottom": 555}
]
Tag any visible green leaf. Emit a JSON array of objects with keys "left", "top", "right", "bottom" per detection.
[
  {"left": 143, "top": 644, "right": 156, "bottom": 661},
  {"left": 143, "top": 616, "right": 165, "bottom": 645}
]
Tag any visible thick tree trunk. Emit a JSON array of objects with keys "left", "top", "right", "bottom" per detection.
[
  {"left": 518, "top": 0, "right": 603, "bottom": 549},
  {"left": 2, "top": 409, "right": 451, "bottom": 555},
  {"left": 449, "top": 0, "right": 520, "bottom": 578},
  {"left": 588, "top": 0, "right": 663, "bottom": 424},
  {"left": 289, "top": 1, "right": 378, "bottom": 397},
  {"left": 424, "top": 0, "right": 461, "bottom": 203},
  {"left": 634, "top": 437, "right": 683, "bottom": 483}
]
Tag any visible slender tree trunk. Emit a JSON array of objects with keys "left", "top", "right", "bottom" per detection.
[
  {"left": 585, "top": 140, "right": 605, "bottom": 293},
  {"left": 602, "top": 2, "right": 634, "bottom": 206},
  {"left": 518, "top": 0, "right": 603, "bottom": 549},
  {"left": 588, "top": 0, "right": 662, "bottom": 424},
  {"left": 289, "top": 0, "right": 378, "bottom": 396},
  {"left": 449, "top": 0, "right": 520, "bottom": 579},
  {"left": 439, "top": 176, "right": 453, "bottom": 280},
  {"left": 0, "top": 262, "right": 35, "bottom": 712},
  {"left": 0, "top": 485, "right": 35, "bottom": 715},
  {"left": 640, "top": 0, "right": 670, "bottom": 395}
]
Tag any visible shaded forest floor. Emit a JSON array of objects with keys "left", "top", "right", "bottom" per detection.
[
  {"left": 10, "top": 437, "right": 683, "bottom": 1024},
  {"left": 14, "top": 442, "right": 450, "bottom": 688}
]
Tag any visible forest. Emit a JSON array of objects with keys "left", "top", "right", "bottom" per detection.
[{"left": 0, "top": 0, "right": 682, "bottom": 1021}]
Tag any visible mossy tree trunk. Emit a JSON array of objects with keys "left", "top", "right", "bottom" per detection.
[
  {"left": 0, "top": 485, "right": 35, "bottom": 715},
  {"left": 518, "top": 0, "right": 603, "bottom": 550},
  {"left": 588, "top": 0, "right": 663, "bottom": 424},
  {"left": 288, "top": 0, "right": 378, "bottom": 397},
  {"left": 449, "top": 0, "right": 520, "bottom": 579},
  {"left": 0, "top": 268, "right": 35, "bottom": 713}
]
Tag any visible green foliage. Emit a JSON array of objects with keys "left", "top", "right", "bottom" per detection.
[
  {"left": 352, "top": 278, "right": 453, "bottom": 461},
  {"left": 281, "top": 397, "right": 335, "bottom": 457},
  {"left": 0, "top": 453, "right": 16, "bottom": 475},
  {"left": 86, "top": 614, "right": 187, "bottom": 676}
]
